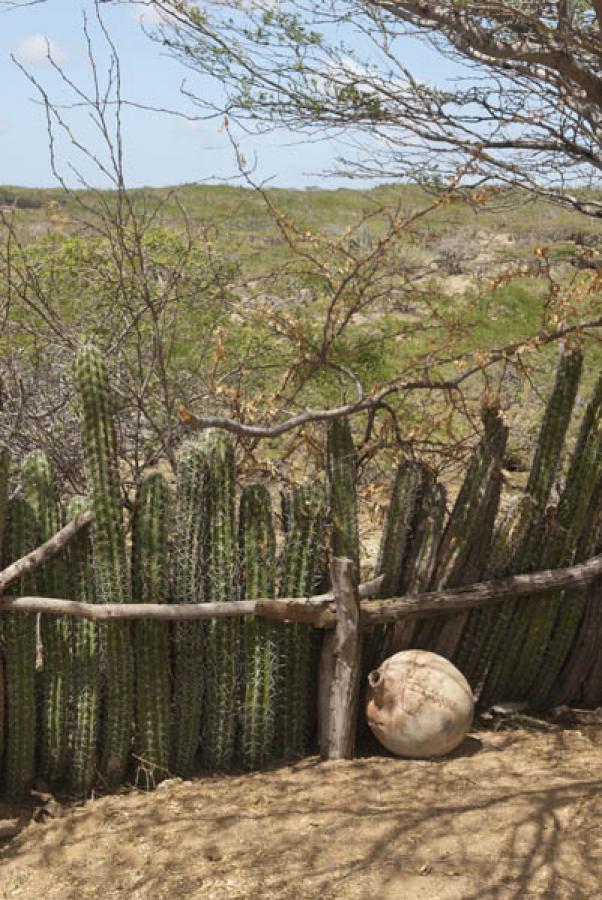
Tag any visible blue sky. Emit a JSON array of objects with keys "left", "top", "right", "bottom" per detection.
[{"left": 1, "top": 0, "right": 454, "bottom": 189}]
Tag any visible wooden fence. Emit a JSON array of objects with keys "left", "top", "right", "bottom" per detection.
[{"left": 2, "top": 509, "right": 602, "bottom": 761}]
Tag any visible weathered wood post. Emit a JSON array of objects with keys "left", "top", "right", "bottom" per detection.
[{"left": 318, "top": 557, "right": 362, "bottom": 759}]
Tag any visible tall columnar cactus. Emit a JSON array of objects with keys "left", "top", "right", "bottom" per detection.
[
  {"left": 22, "top": 450, "right": 70, "bottom": 785},
  {"left": 0, "top": 448, "right": 9, "bottom": 549},
  {"left": 376, "top": 461, "right": 430, "bottom": 598},
  {"left": 569, "top": 477, "right": 602, "bottom": 706},
  {"left": 479, "top": 348, "right": 583, "bottom": 703},
  {"left": 519, "top": 373, "right": 602, "bottom": 703},
  {"left": 239, "top": 483, "right": 278, "bottom": 769},
  {"left": 504, "top": 348, "right": 583, "bottom": 564},
  {"left": 76, "top": 343, "right": 133, "bottom": 785},
  {"left": 432, "top": 404, "right": 508, "bottom": 662},
  {"left": 434, "top": 405, "right": 508, "bottom": 592},
  {"left": 385, "top": 480, "right": 447, "bottom": 655},
  {"left": 2, "top": 496, "right": 38, "bottom": 798},
  {"left": 0, "top": 448, "right": 9, "bottom": 774},
  {"left": 277, "top": 480, "right": 326, "bottom": 758},
  {"left": 326, "top": 419, "right": 359, "bottom": 576},
  {"left": 362, "top": 460, "right": 430, "bottom": 670},
  {"left": 66, "top": 495, "right": 99, "bottom": 796},
  {"left": 171, "top": 441, "right": 208, "bottom": 776},
  {"left": 132, "top": 472, "right": 172, "bottom": 787},
  {"left": 201, "top": 430, "right": 239, "bottom": 770}
]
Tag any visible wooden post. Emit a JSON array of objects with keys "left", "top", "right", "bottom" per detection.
[{"left": 318, "top": 557, "right": 362, "bottom": 760}]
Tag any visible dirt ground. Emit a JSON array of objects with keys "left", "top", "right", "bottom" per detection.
[{"left": 1, "top": 725, "right": 602, "bottom": 900}]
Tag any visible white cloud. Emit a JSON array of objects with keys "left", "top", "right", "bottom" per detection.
[
  {"left": 178, "top": 118, "right": 204, "bottom": 135},
  {"left": 128, "top": 2, "right": 174, "bottom": 28},
  {"left": 15, "top": 34, "right": 67, "bottom": 68}
]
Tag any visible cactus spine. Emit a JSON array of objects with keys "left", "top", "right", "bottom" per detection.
[
  {"left": 201, "top": 430, "right": 239, "bottom": 770},
  {"left": 66, "top": 495, "right": 99, "bottom": 796},
  {"left": 277, "top": 480, "right": 326, "bottom": 757},
  {"left": 2, "top": 496, "right": 38, "bottom": 797},
  {"left": 326, "top": 419, "right": 359, "bottom": 575},
  {"left": 132, "top": 472, "right": 172, "bottom": 787},
  {"left": 171, "top": 442, "right": 208, "bottom": 776},
  {"left": 480, "top": 348, "right": 583, "bottom": 703},
  {"left": 22, "top": 450, "right": 70, "bottom": 785},
  {"left": 76, "top": 344, "right": 133, "bottom": 785},
  {"left": 239, "top": 483, "right": 278, "bottom": 768}
]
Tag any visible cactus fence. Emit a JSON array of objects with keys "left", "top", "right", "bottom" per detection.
[{"left": 0, "top": 344, "right": 600, "bottom": 797}]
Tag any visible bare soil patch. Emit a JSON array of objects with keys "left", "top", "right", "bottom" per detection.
[{"left": 1, "top": 725, "right": 602, "bottom": 899}]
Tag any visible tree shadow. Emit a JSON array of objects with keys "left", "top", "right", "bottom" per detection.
[{"left": 1, "top": 726, "right": 601, "bottom": 899}]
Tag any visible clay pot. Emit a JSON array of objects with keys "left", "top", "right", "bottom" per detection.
[{"left": 366, "top": 649, "right": 474, "bottom": 758}]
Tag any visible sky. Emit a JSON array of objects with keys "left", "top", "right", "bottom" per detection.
[{"left": 0, "top": 0, "right": 456, "bottom": 189}]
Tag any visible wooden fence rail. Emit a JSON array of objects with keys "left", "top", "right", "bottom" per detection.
[{"left": 1, "top": 551, "right": 601, "bottom": 625}]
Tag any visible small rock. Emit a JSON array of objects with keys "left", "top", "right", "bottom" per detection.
[{"left": 204, "top": 844, "right": 223, "bottom": 862}]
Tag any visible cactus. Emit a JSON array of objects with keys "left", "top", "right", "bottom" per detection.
[
  {"left": 362, "top": 460, "right": 430, "bottom": 669},
  {"left": 572, "top": 476, "right": 602, "bottom": 706},
  {"left": 171, "top": 442, "right": 208, "bottom": 776},
  {"left": 434, "top": 406, "right": 507, "bottom": 592},
  {"left": 201, "top": 430, "right": 239, "bottom": 770},
  {"left": 66, "top": 495, "right": 99, "bottom": 796},
  {"left": 432, "top": 404, "right": 507, "bottom": 661},
  {"left": 0, "top": 448, "right": 9, "bottom": 774},
  {"left": 239, "top": 483, "right": 278, "bottom": 769},
  {"left": 376, "top": 461, "right": 430, "bottom": 598},
  {"left": 384, "top": 480, "right": 447, "bottom": 656},
  {"left": 277, "top": 480, "right": 326, "bottom": 758},
  {"left": 545, "top": 472, "right": 602, "bottom": 706},
  {"left": 76, "top": 343, "right": 133, "bottom": 785},
  {"left": 550, "top": 468, "right": 602, "bottom": 706},
  {"left": 326, "top": 419, "right": 359, "bottom": 576},
  {"left": 521, "top": 375, "right": 602, "bottom": 703},
  {"left": 2, "top": 496, "right": 38, "bottom": 798},
  {"left": 0, "top": 448, "right": 9, "bottom": 549},
  {"left": 132, "top": 472, "right": 172, "bottom": 787},
  {"left": 479, "top": 348, "right": 583, "bottom": 703},
  {"left": 22, "top": 450, "right": 70, "bottom": 785}
]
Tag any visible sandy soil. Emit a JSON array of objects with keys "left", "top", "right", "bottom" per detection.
[{"left": 1, "top": 724, "right": 602, "bottom": 900}]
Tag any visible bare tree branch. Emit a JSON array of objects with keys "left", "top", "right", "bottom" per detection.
[{"left": 178, "top": 316, "right": 602, "bottom": 438}]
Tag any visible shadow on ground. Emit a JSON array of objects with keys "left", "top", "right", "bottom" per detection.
[{"left": 1, "top": 726, "right": 601, "bottom": 899}]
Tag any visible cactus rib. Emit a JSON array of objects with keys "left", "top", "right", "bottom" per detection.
[
  {"left": 277, "top": 480, "right": 326, "bottom": 758},
  {"left": 132, "top": 472, "right": 172, "bottom": 787},
  {"left": 171, "top": 442, "right": 208, "bottom": 776},
  {"left": 2, "top": 496, "right": 38, "bottom": 798},
  {"left": 0, "top": 448, "right": 9, "bottom": 778},
  {"left": 66, "top": 495, "right": 99, "bottom": 796},
  {"left": 434, "top": 404, "right": 507, "bottom": 663},
  {"left": 239, "top": 483, "right": 278, "bottom": 769},
  {"left": 201, "top": 430, "right": 239, "bottom": 771},
  {"left": 326, "top": 419, "right": 360, "bottom": 576}
]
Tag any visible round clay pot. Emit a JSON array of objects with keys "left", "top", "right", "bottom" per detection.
[{"left": 366, "top": 649, "right": 474, "bottom": 758}]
